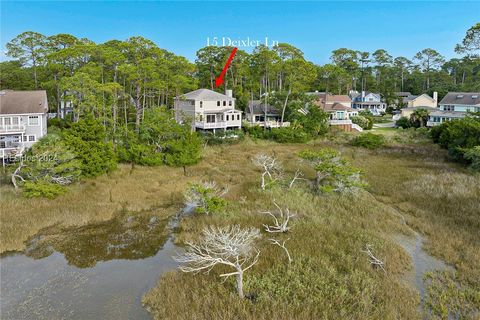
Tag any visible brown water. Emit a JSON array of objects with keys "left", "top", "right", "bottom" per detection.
[{"left": 0, "top": 209, "right": 188, "bottom": 320}]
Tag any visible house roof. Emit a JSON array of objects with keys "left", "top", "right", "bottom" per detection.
[
  {"left": 439, "top": 92, "right": 480, "bottom": 105},
  {"left": 429, "top": 110, "right": 466, "bottom": 118},
  {"left": 409, "top": 93, "right": 435, "bottom": 103},
  {"left": 322, "top": 102, "right": 356, "bottom": 113},
  {"left": 395, "top": 92, "right": 412, "bottom": 97},
  {"left": 247, "top": 100, "right": 279, "bottom": 115},
  {"left": 175, "top": 88, "right": 235, "bottom": 101},
  {"left": 0, "top": 90, "right": 48, "bottom": 115}
]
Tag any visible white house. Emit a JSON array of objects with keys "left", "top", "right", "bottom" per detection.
[
  {"left": 310, "top": 93, "right": 362, "bottom": 132},
  {"left": 427, "top": 92, "right": 480, "bottom": 126},
  {"left": 0, "top": 90, "right": 48, "bottom": 161},
  {"left": 174, "top": 89, "right": 242, "bottom": 133}
]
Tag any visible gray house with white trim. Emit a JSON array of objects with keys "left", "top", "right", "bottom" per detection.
[{"left": 0, "top": 90, "right": 48, "bottom": 159}]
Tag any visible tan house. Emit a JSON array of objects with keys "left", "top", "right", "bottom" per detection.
[
  {"left": 406, "top": 92, "right": 438, "bottom": 108},
  {"left": 309, "top": 92, "right": 361, "bottom": 132}
]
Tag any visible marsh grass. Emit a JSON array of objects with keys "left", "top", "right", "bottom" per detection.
[{"left": 2, "top": 136, "right": 478, "bottom": 318}]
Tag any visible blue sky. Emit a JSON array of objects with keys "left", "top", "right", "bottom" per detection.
[{"left": 1, "top": 1, "right": 479, "bottom": 64}]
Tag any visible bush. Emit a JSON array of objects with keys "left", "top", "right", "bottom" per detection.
[
  {"left": 358, "top": 111, "right": 374, "bottom": 129},
  {"left": 464, "top": 146, "right": 480, "bottom": 171},
  {"left": 351, "top": 133, "right": 386, "bottom": 149},
  {"left": 63, "top": 116, "right": 117, "bottom": 177},
  {"left": 23, "top": 181, "right": 67, "bottom": 199},
  {"left": 269, "top": 127, "right": 309, "bottom": 143},
  {"left": 396, "top": 116, "right": 411, "bottom": 129},
  {"left": 184, "top": 182, "right": 227, "bottom": 214},
  {"left": 351, "top": 115, "right": 370, "bottom": 130}
]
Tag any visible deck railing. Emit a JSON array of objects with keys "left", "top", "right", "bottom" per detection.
[{"left": 0, "top": 124, "right": 26, "bottom": 133}]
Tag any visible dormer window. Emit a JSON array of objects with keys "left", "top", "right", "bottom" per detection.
[
  {"left": 457, "top": 95, "right": 464, "bottom": 99},
  {"left": 472, "top": 95, "right": 478, "bottom": 99}
]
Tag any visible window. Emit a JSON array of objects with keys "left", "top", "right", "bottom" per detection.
[
  {"left": 217, "top": 101, "right": 220, "bottom": 106},
  {"left": 200, "top": 101, "right": 203, "bottom": 108},
  {"left": 206, "top": 115, "right": 215, "bottom": 123},
  {"left": 28, "top": 135, "right": 36, "bottom": 142},
  {"left": 223, "top": 101, "right": 226, "bottom": 106},
  {"left": 229, "top": 101, "right": 232, "bottom": 106},
  {"left": 472, "top": 95, "right": 478, "bottom": 99},
  {"left": 237, "top": 114, "right": 240, "bottom": 120},
  {"left": 443, "top": 105, "right": 455, "bottom": 111},
  {"left": 4, "top": 117, "right": 11, "bottom": 126},
  {"left": 28, "top": 116, "right": 39, "bottom": 126},
  {"left": 22, "top": 135, "right": 27, "bottom": 142},
  {"left": 226, "top": 115, "right": 230, "bottom": 121}
]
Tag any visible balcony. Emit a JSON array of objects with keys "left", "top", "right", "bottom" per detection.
[
  {"left": 195, "top": 120, "right": 241, "bottom": 129},
  {"left": 0, "top": 124, "right": 26, "bottom": 134}
]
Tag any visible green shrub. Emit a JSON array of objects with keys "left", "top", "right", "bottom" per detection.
[
  {"left": 351, "top": 115, "right": 370, "bottom": 130},
  {"left": 63, "top": 116, "right": 117, "bottom": 177},
  {"left": 396, "top": 116, "right": 411, "bottom": 129},
  {"left": 23, "top": 181, "right": 67, "bottom": 199},
  {"left": 359, "top": 111, "right": 374, "bottom": 129},
  {"left": 269, "top": 127, "right": 309, "bottom": 143},
  {"left": 351, "top": 133, "right": 386, "bottom": 149},
  {"left": 298, "top": 148, "right": 366, "bottom": 193},
  {"left": 202, "top": 129, "right": 244, "bottom": 145},
  {"left": 184, "top": 182, "right": 227, "bottom": 214},
  {"left": 463, "top": 146, "right": 480, "bottom": 171}
]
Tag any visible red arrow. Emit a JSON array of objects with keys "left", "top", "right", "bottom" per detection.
[{"left": 215, "top": 47, "right": 238, "bottom": 88}]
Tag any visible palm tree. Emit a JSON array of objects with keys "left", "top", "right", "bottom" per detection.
[{"left": 410, "top": 108, "right": 430, "bottom": 127}]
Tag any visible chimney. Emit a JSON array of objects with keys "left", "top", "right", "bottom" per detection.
[
  {"left": 433, "top": 91, "right": 438, "bottom": 107},
  {"left": 226, "top": 89, "right": 233, "bottom": 98},
  {"left": 361, "top": 91, "right": 365, "bottom": 99}
]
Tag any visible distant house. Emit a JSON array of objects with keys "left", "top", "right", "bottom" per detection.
[
  {"left": 400, "top": 106, "right": 439, "bottom": 120},
  {"left": 309, "top": 92, "right": 362, "bottom": 132},
  {"left": 174, "top": 89, "right": 242, "bottom": 133},
  {"left": 349, "top": 91, "right": 386, "bottom": 115},
  {"left": 245, "top": 100, "right": 290, "bottom": 128},
  {"left": 405, "top": 92, "right": 438, "bottom": 108},
  {"left": 0, "top": 90, "right": 48, "bottom": 160},
  {"left": 427, "top": 92, "right": 480, "bottom": 126}
]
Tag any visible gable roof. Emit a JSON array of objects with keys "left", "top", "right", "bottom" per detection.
[
  {"left": 410, "top": 93, "right": 435, "bottom": 103},
  {"left": 176, "top": 89, "right": 235, "bottom": 101},
  {"left": 439, "top": 92, "right": 480, "bottom": 105},
  {"left": 247, "top": 100, "right": 279, "bottom": 115},
  {"left": 0, "top": 90, "right": 48, "bottom": 115},
  {"left": 395, "top": 92, "right": 412, "bottom": 97},
  {"left": 322, "top": 102, "right": 355, "bottom": 112}
]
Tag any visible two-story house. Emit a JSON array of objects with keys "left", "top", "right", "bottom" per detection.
[
  {"left": 0, "top": 90, "right": 48, "bottom": 160},
  {"left": 174, "top": 89, "right": 242, "bottom": 133},
  {"left": 309, "top": 92, "right": 362, "bottom": 132},
  {"left": 349, "top": 91, "right": 386, "bottom": 115},
  {"left": 427, "top": 92, "right": 480, "bottom": 126}
]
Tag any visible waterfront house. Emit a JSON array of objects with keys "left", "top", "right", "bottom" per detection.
[
  {"left": 174, "top": 89, "right": 242, "bottom": 133},
  {"left": 0, "top": 90, "right": 48, "bottom": 160},
  {"left": 427, "top": 92, "right": 480, "bottom": 126}
]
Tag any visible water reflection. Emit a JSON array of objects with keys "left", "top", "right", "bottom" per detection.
[{"left": 25, "top": 214, "right": 169, "bottom": 268}]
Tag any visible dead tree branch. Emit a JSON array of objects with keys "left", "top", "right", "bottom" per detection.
[
  {"left": 262, "top": 201, "right": 295, "bottom": 233},
  {"left": 269, "top": 238, "right": 292, "bottom": 264},
  {"left": 362, "top": 244, "right": 386, "bottom": 274}
]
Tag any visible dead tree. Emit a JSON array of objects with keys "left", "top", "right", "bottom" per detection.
[
  {"left": 288, "top": 169, "right": 306, "bottom": 188},
  {"left": 269, "top": 238, "right": 292, "bottom": 264},
  {"left": 252, "top": 154, "right": 282, "bottom": 190},
  {"left": 175, "top": 225, "right": 261, "bottom": 298},
  {"left": 11, "top": 159, "right": 25, "bottom": 189},
  {"left": 362, "top": 244, "right": 386, "bottom": 274},
  {"left": 262, "top": 201, "right": 295, "bottom": 233}
]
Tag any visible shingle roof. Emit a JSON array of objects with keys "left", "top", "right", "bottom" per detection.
[
  {"left": 429, "top": 110, "right": 466, "bottom": 118},
  {"left": 0, "top": 90, "right": 48, "bottom": 115},
  {"left": 322, "top": 102, "right": 355, "bottom": 112},
  {"left": 176, "top": 89, "right": 235, "bottom": 101},
  {"left": 396, "top": 92, "right": 412, "bottom": 97},
  {"left": 439, "top": 92, "right": 480, "bottom": 105},
  {"left": 247, "top": 100, "right": 279, "bottom": 115}
]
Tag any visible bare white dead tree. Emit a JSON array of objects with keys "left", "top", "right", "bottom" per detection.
[
  {"left": 288, "top": 169, "right": 306, "bottom": 188},
  {"left": 262, "top": 201, "right": 295, "bottom": 233},
  {"left": 252, "top": 154, "right": 283, "bottom": 190},
  {"left": 183, "top": 181, "right": 228, "bottom": 214},
  {"left": 362, "top": 244, "right": 386, "bottom": 274},
  {"left": 174, "top": 225, "right": 261, "bottom": 298},
  {"left": 11, "top": 159, "right": 25, "bottom": 190},
  {"left": 269, "top": 238, "right": 292, "bottom": 264}
]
